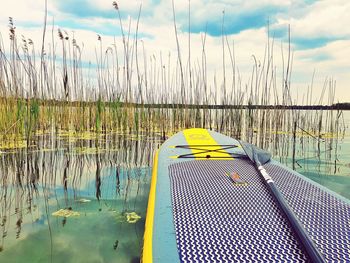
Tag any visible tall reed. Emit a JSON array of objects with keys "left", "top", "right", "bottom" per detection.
[{"left": 0, "top": 3, "right": 344, "bottom": 172}]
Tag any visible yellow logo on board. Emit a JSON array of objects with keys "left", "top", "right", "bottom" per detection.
[{"left": 187, "top": 133, "right": 210, "bottom": 140}]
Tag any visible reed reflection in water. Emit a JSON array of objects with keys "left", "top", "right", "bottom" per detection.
[
  {"left": 0, "top": 132, "right": 160, "bottom": 263},
  {"left": 0, "top": 108, "right": 348, "bottom": 262}
]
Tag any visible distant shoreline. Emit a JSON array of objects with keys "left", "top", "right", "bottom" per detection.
[
  {"left": 1, "top": 98, "right": 349, "bottom": 110},
  {"left": 134, "top": 103, "right": 350, "bottom": 110}
]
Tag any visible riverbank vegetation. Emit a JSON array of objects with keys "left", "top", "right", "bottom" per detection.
[{"left": 0, "top": 2, "right": 345, "bottom": 166}]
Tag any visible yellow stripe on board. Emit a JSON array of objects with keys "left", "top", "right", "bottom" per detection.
[
  {"left": 142, "top": 150, "right": 159, "bottom": 263},
  {"left": 183, "top": 129, "right": 233, "bottom": 159}
]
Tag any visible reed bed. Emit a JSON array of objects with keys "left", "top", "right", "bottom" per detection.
[{"left": 0, "top": 3, "right": 345, "bottom": 169}]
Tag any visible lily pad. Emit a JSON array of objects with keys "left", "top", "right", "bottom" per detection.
[
  {"left": 125, "top": 212, "right": 141, "bottom": 224},
  {"left": 52, "top": 209, "right": 80, "bottom": 217}
]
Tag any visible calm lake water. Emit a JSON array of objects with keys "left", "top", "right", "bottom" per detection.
[{"left": 0, "top": 110, "right": 349, "bottom": 263}]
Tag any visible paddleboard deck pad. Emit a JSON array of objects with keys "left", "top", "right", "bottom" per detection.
[{"left": 143, "top": 129, "right": 350, "bottom": 263}]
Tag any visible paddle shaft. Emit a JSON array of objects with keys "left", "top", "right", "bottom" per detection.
[{"left": 257, "top": 165, "right": 325, "bottom": 263}]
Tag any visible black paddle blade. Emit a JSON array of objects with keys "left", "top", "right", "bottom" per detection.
[{"left": 239, "top": 141, "right": 272, "bottom": 166}]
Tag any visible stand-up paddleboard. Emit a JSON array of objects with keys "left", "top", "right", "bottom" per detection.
[{"left": 142, "top": 128, "right": 350, "bottom": 263}]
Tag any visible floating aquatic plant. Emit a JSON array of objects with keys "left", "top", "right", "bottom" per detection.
[
  {"left": 125, "top": 212, "right": 141, "bottom": 224},
  {"left": 52, "top": 209, "right": 80, "bottom": 217}
]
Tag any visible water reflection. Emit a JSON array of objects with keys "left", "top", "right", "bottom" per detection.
[
  {"left": 0, "top": 109, "right": 348, "bottom": 262},
  {"left": 0, "top": 132, "right": 160, "bottom": 263}
]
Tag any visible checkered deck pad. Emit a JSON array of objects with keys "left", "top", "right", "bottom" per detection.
[{"left": 169, "top": 160, "right": 350, "bottom": 263}]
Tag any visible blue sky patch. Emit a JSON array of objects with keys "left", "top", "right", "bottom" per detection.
[
  {"left": 188, "top": 13, "right": 270, "bottom": 36},
  {"left": 54, "top": 17, "right": 152, "bottom": 40},
  {"left": 181, "top": 5, "right": 284, "bottom": 36},
  {"left": 293, "top": 37, "right": 336, "bottom": 49},
  {"left": 54, "top": 0, "right": 115, "bottom": 19},
  {"left": 54, "top": 0, "right": 149, "bottom": 20},
  {"left": 270, "top": 25, "right": 341, "bottom": 50}
]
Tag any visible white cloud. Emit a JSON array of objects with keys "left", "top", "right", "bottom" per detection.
[
  {"left": 0, "top": 1, "right": 58, "bottom": 26},
  {"left": 276, "top": 0, "right": 350, "bottom": 39}
]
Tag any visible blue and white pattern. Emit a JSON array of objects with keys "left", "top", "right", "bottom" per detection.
[
  {"left": 267, "top": 164, "right": 350, "bottom": 262},
  {"left": 169, "top": 160, "right": 350, "bottom": 263}
]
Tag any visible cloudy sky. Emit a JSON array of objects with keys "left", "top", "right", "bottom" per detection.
[{"left": 0, "top": 0, "right": 349, "bottom": 103}]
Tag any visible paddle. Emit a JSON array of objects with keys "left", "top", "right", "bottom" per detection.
[{"left": 239, "top": 141, "right": 325, "bottom": 263}]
